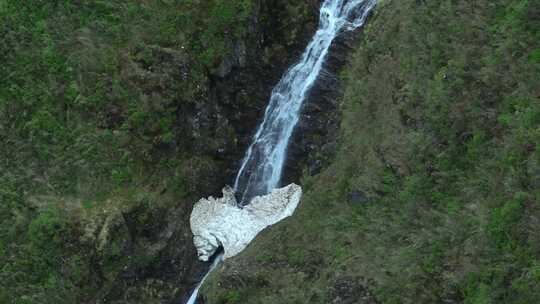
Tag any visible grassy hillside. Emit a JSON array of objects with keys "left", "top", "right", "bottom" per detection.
[
  {"left": 205, "top": 0, "right": 540, "bottom": 303},
  {"left": 0, "top": 0, "right": 252, "bottom": 301},
  {"left": 0, "top": 0, "right": 319, "bottom": 302},
  {"left": 0, "top": 0, "right": 254, "bottom": 199}
]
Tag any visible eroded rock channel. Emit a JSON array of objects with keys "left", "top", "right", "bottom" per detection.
[{"left": 186, "top": 1, "right": 376, "bottom": 302}]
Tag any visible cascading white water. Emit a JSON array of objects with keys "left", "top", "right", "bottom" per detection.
[
  {"left": 186, "top": 253, "right": 223, "bottom": 304},
  {"left": 185, "top": 0, "right": 376, "bottom": 302},
  {"left": 234, "top": 0, "right": 377, "bottom": 204}
]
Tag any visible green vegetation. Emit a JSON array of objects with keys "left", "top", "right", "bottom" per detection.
[
  {"left": 0, "top": 0, "right": 255, "bottom": 198},
  {"left": 0, "top": 0, "right": 321, "bottom": 301},
  {"left": 0, "top": 0, "right": 257, "bottom": 302},
  {"left": 2, "top": 0, "right": 538, "bottom": 303},
  {"left": 206, "top": 0, "right": 540, "bottom": 303}
]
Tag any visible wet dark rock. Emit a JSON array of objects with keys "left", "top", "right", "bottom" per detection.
[
  {"left": 328, "top": 278, "right": 378, "bottom": 304},
  {"left": 212, "top": 41, "right": 248, "bottom": 78},
  {"left": 348, "top": 190, "right": 369, "bottom": 204},
  {"left": 308, "top": 159, "right": 324, "bottom": 175},
  {"left": 92, "top": 1, "right": 360, "bottom": 302},
  {"left": 86, "top": 196, "right": 207, "bottom": 303},
  {"left": 104, "top": 1, "right": 324, "bottom": 302},
  {"left": 282, "top": 25, "right": 368, "bottom": 185}
]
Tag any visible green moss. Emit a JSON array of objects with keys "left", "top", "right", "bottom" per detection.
[
  {"left": 529, "top": 49, "right": 540, "bottom": 64},
  {"left": 222, "top": 290, "right": 242, "bottom": 304}
]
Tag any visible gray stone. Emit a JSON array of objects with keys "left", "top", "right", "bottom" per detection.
[{"left": 348, "top": 190, "right": 368, "bottom": 204}]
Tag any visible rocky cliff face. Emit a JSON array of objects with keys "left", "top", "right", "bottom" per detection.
[
  {"left": 282, "top": 13, "right": 375, "bottom": 186},
  {"left": 114, "top": 1, "right": 367, "bottom": 300},
  {"left": 183, "top": 0, "right": 324, "bottom": 184},
  {"left": 0, "top": 1, "right": 370, "bottom": 303},
  {"left": 204, "top": 0, "right": 540, "bottom": 303},
  {"left": 78, "top": 1, "right": 325, "bottom": 303}
]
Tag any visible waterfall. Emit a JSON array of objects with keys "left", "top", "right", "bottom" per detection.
[
  {"left": 186, "top": 252, "right": 223, "bottom": 304},
  {"left": 185, "top": 0, "right": 376, "bottom": 302},
  {"left": 234, "top": 0, "right": 377, "bottom": 204}
]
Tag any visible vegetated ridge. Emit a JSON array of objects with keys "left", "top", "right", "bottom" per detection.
[{"left": 205, "top": 1, "right": 540, "bottom": 303}]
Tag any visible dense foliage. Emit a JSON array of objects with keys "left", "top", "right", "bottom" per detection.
[
  {"left": 206, "top": 0, "right": 540, "bottom": 303},
  {"left": 1, "top": 0, "right": 322, "bottom": 301},
  {"left": 2, "top": 0, "right": 538, "bottom": 303},
  {"left": 0, "top": 0, "right": 254, "bottom": 302},
  {"left": 0, "top": 0, "right": 254, "bottom": 198}
]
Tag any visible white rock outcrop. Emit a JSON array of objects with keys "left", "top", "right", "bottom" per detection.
[{"left": 190, "top": 183, "right": 302, "bottom": 261}]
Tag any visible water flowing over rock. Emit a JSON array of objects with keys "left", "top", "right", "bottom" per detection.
[
  {"left": 233, "top": 0, "right": 377, "bottom": 204},
  {"left": 186, "top": 0, "right": 376, "bottom": 301},
  {"left": 190, "top": 184, "right": 302, "bottom": 261}
]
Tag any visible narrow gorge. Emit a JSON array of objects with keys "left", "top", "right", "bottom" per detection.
[
  {"left": 2, "top": 0, "right": 539, "bottom": 303},
  {"left": 186, "top": 0, "right": 376, "bottom": 302}
]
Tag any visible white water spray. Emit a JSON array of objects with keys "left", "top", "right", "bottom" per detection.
[{"left": 234, "top": 0, "right": 377, "bottom": 204}]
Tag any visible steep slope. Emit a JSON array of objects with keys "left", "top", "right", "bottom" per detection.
[
  {"left": 205, "top": 0, "right": 540, "bottom": 303},
  {"left": 0, "top": 1, "right": 322, "bottom": 303}
]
